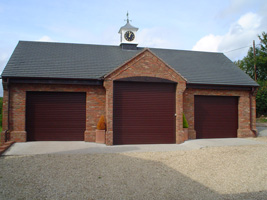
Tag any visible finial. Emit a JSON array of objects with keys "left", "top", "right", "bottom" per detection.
[{"left": 125, "top": 11, "right": 131, "bottom": 23}]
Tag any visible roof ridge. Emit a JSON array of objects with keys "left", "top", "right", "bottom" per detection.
[
  {"left": 18, "top": 40, "right": 121, "bottom": 48},
  {"left": 19, "top": 41, "right": 224, "bottom": 55},
  {"left": 148, "top": 46, "right": 224, "bottom": 54}
]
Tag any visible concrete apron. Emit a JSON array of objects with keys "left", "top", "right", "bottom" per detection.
[
  {"left": 2, "top": 138, "right": 266, "bottom": 155},
  {"left": 257, "top": 126, "right": 267, "bottom": 137}
]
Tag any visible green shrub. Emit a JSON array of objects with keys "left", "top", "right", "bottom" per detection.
[
  {"left": 97, "top": 115, "right": 106, "bottom": 130},
  {"left": 183, "top": 113, "right": 189, "bottom": 128}
]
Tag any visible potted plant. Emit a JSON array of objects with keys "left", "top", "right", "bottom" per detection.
[
  {"left": 96, "top": 115, "right": 106, "bottom": 144},
  {"left": 183, "top": 113, "right": 189, "bottom": 141}
]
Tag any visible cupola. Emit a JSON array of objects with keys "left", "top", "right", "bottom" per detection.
[{"left": 118, "top": 12, "right": 138, "bottom": 50}]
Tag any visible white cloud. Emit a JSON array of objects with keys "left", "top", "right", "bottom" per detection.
[
  {"left": 37, "top": 36, "right": 54, "bottom": 42},
  {"left": 238, "top": 12, "right": 261, "bottom": 30},
  {"left": 192, "top": 34, "right": 222, "bottom": 52},
  {"left": 192, "top": 12, "right": 263, "bottom": 61}
]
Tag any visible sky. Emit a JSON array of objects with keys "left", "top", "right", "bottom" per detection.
[{"left": 0, "top": 0, "right": 267, "bottom": 96}]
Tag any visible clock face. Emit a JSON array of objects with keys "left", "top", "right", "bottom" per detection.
[{"left": 124, "top": 31, "right": 135, "bottom": 41}]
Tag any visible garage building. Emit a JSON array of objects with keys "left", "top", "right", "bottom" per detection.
[{"left": 0, "top": 19, "right": 258, "bottom": 145}]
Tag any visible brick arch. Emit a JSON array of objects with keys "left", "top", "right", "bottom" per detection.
[
  {"left": 104, "top": 49, "right": 187, "bottom": 145},
  {"left": 115, "top": 76, "right": 177, "bottom": 83},
  {"left": 105, "top": 49, "right": 185, "bottom": 83}
]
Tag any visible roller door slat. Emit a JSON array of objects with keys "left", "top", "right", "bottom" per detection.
[
  {"left": 26, "top": 92, "right": 86, "bottom": 141},
  {"left": 114, "top": 81, "right": 176, "bottom": 145},
  {"left": 194, "top": 96, "right": 238, "bottom": 139}
]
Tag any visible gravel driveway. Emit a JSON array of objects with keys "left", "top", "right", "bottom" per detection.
[{"left": 1, "top": 137, "right": 267, "bottom": 200}]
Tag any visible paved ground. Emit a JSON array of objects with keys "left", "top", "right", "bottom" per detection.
[
  {"left": 256, "top": 122, "right": 267, "bottom": 127},
  {"left": 1, "top": 137, "right": 267, "bottom": 200},
  {"left": 258, "top": 126, "right": 267, "bottom": 136},
  {"left": 3, "top": 126, "right": 267, "bottom": 155},
  {"left": 1, "top": 129, "right": 267, "bottom": 199},
  {"left": 3, "top": 138, "right": 266, "bottom": 155}
]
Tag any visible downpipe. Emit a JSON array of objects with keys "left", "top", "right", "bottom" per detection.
[
  {"left": 250, "top": 87, "right": 257, "bottom": 137},
  {"left": 4, "top": 78, "right": 10, "bottom": 142}
]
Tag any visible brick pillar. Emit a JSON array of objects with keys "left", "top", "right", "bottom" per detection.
[
  {"left": 176, "top": 82, "right": 187, "bottom": 144},
  {"left": 84, "top": 88, "right": 106, "bottom": 142},
  {"left": 1, "top": 88, "right": 9, "bottom": 144},
  {"left": 251, "top": 93, "right": 257, "bottom": 135},
  {"left": 104, "top": 80, "right": 113, "bottom": 145},
  {"left": 84, "top": 92, "right": 95, "bottom": 142},
  {"left": 183, "top": 89, "right": 196, "bottom": 139},
  {"left": 237, "top": 95, "right": 254, "bottom": 137},
  {"left": 10, "top": 88, "right": 27, "bottom": 142}
]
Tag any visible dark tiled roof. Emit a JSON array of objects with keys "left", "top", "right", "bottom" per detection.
[{"left": 1, "top": 41, "right": 258, "bottom": 86}]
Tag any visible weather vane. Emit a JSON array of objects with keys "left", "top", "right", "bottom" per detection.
[{"left": 125, "top": 11, "right": 131, "bottom": 23}]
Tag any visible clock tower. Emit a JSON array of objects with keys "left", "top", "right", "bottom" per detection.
[{"left": 119, "top": 12, "right": 138, "bottom": 50}]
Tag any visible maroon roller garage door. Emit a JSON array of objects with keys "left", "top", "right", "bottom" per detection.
[
  {"left": 194, "top": 96, "right": 238, "bottom": 139},
  {"left": 113, "top": 81, "right": 176, "bottom": 145},
  {"left": 26, "top": 92, "right": 86, "bottom": 141}
]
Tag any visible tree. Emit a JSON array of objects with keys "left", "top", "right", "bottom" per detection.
[
  {"left": 256, "top": 81, "right": 267, "bottom": 116},
  {"left": 235, "top": 32, "right": 267, "bottom": 116},
  {"left": 234, "top": 32, "right": 267, "bottom": 81},
  {"left": 258, "top": 32, "right": 267, "bottom": 80}
]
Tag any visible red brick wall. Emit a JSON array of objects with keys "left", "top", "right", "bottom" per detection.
[
  {"left": 1, "top": 83, "right": 105, "bottom": 143},
  {"left": 184, "top": 88, "right": 256, "bottom": 139},
  {"left": 104, "top": 49, "right": 187, "bottom": 145}
]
